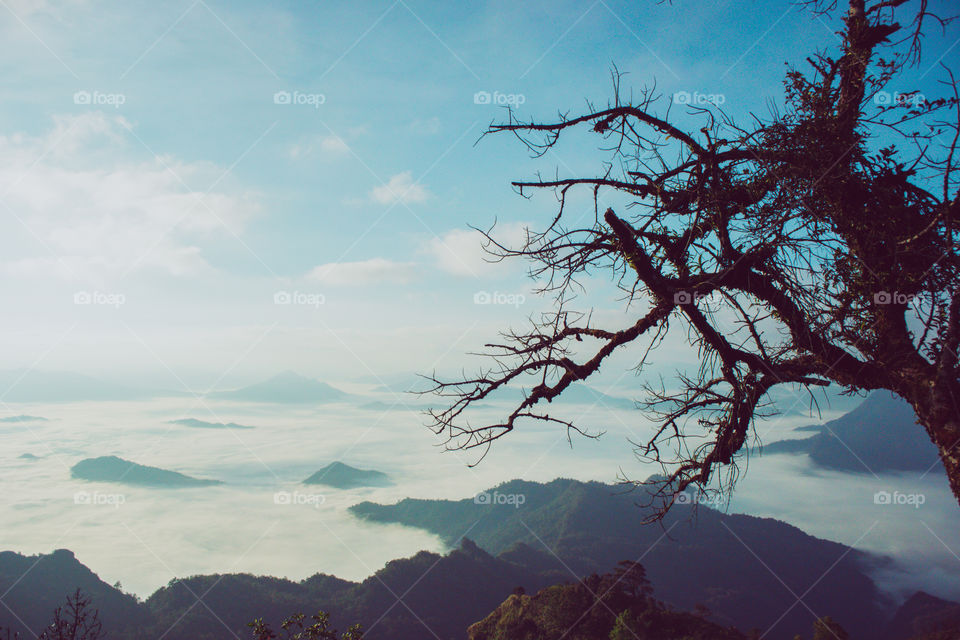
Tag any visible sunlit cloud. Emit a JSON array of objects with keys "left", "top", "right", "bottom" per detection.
[
  {"left": 369, "top": 171, "right": 430, "bottom": 205},
  {"left": 307, "top": 257, "right": 418, "bottom": 286}
]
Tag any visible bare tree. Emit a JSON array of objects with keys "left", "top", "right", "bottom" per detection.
[
  {"left": 36, "top": 590, "right": 102, "bottom": 640},
  {"left": 425, "top": 0, "right": 960, "bottom": 516}
]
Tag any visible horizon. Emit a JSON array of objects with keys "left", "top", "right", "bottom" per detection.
[{"left": 1, "top": 1, "right": 959, "bottom": 638}]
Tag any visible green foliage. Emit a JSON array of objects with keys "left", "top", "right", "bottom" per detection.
[
  {"left": 812, "top": 616, "right": 849, "bottom": 640},
  {"left": 248, "top": 610, "right": 363, "bottom": 640}
]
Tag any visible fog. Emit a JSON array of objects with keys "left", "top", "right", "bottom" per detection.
[{"left": 0, "top": 390, "right": 957, "bottom": 603}]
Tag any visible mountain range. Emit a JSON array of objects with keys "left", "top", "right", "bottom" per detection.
[
  {"left": 762, "top": 391, "right": 942, "bottom": 473},
  {"left": 0, "top": 478, "right": 956, "bottom": 639}
]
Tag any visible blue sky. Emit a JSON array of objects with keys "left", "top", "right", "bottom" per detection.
[{"left": 0, "top": 0, "right": 956, "bottom": 388}]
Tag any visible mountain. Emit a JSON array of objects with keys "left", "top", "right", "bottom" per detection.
[
  {"left": 349, "top": 478, "right": 887, "bottom": 639},
  {"left": 0, "top": 549, "right": 144, "bottom": 638},
  {"left": 303, "top": 462, "right": 392, "bottom": 488},
  {"left": 882, "top": 591, "right": 960, "bottom": 640},
  {"left": 142, "top": 537, "right": 568, "bottom": 640},
  {"left": 469, "top": 570, "right": 747, "bottom": 640},
  {"left": 0, "top": 414, "right": 48, "bottom": 422},
  {"left": 762, "top": 391, "right": 942, "bottom": 473},
  {"left": 540, "top": 383, "right": 636, "bottom": 409},
  {"left": 213, "top": 371, "right": 352, "bottom": 404},
  {"left": 0, "top": 369, "right": 160, "bottom": 403},
  {"left": 71, "top": 456, "right": 223, "bottom": 488},
  {"left": 168, "top": 418, "right": 255, "bottom": 429}
]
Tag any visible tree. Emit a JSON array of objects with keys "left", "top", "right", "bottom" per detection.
[
  {"left": 33, "top": 590, "right": 102, "bottom": 640},
  {"left": 812, "top": 616, "right": 849, "bottom": 640},
  {"left": 425, "top": 0, "right": 960, "bottom": 514},
  {"left": 248, "top": 610, "right": 363, "bottom": 640}
]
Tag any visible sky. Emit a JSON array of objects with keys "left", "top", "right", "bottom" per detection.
[
  {"left": 0, "top": 0, "right": 959, "bottom": 604},
  {"left": 5, "top": 0, "right": 957, "bottom": 391}
]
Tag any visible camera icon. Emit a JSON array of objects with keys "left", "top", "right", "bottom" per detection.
[
  {"left": 273, "top": 491, "right": 291, "bottom": 505},
  {"left": 274, "top": 290, "right": 292, "bottom": 305},
  {"left": 674, "top": 91, "right": 691, "bottom": 104},
  {"left": 874, "top": 291, "right": 892, "bottom": 305},
  {"left": 675, "top": 492, "right": 693, "bottom": 505},
  {"left": 873, "top": 490, "right": 891, "bottom": 505},
  {"left": 473, "top": 291, "right": 492, "bottom": 305},
  {"left": 273, "top": 91, "right": 291, "bottom": 105},
  {"left": 73, "top": 491, "right": 91, "bottom": 505},
  {"left": 674, "top": 291, "right": 693, "bottom": 304},
  {"left": 73, "top": 291, "right": 92, "bottom": 305},
  {"left": 874, "top": 91, "right": 892, "bottom": 105},
  {"left": 73, "top": 90, "right": 91, "bottom": 105},
  {"left": 473, "top": 492, "right": 492, "bottom": 505},
  {"left": 473, "top": 91, "right": 491, "bottom": 105}
]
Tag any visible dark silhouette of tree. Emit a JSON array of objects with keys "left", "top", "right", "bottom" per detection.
[
  {"left": 813, "top": 615, "right": 850, "bottom": 640},
  {"left": 426, "top": 0, "right": 960, "bottom": 515},
  {"left": 248, "top": 610, "right": 363, "bottom": 640},
  {"left": 2, "top": 590, "right": 106, "bottom": 640}
]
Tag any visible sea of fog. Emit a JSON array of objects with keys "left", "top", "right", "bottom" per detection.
[{"left": 0, "top": 392, "right": 957, "bottom": 603}]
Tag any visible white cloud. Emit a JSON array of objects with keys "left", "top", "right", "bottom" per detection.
[
  {"left": 288, "top": 135, "right": 350, "bottom": 159},
  {"left": 426, "top": 222, "right": 529, "bottom": 277},
  {"left": 0, "top": 113, "right": 259, "bottom": 284},
  {"left": 306, "top": 258, "right": 418, "bottom": 286},
  {"left": 369, "top": 171, "right": 430, "bottom": 205}
]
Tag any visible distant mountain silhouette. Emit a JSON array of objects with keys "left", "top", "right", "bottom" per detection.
[
  {"left": 0, "top": 369, "right": 165, "bottom": 403},
  {"left": 0, "top": 549, "right": 143, "bottom": 638},
  {"left": 539, "top": 383, "right": 636, "bottom": 409},
  {"left": 303, "top": 462, "right": 392, "bottom": 488},
  {"left": 349, "top": 478, "right": 887, "bottom": 639},
  {"left": 18, "top": 453, "right": 40, "bottom": 460},
  {"left": 213, "top": 371, "right": 352, "bottom": 404},
  {"left": 882, "top": 591, "right": 960, "bottom": 639},
  {"left": 71, "top": 456, "right": 223, "bottom": 487},
  {"left": 168, "top": 418, "right": 255, "bottom": 429},
  {"left": 0, "top": 414, "right": 48, "bottom": 422},
  {"left": 762, "top": 391, "right": 942, "bottom": 473}
]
